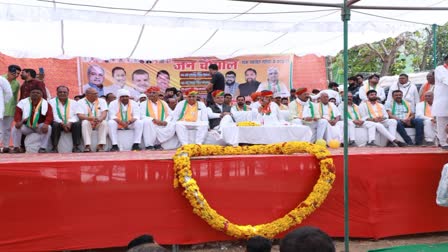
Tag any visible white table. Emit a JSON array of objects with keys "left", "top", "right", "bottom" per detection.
[{"left": 222, "top": 124, "right": 312, "bottom": 144}]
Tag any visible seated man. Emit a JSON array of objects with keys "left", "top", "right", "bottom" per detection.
[
  {"left": 249, "top": 91, "right": 262, "bottom": 111},
  {"left": 173, "top": 88, "right": 208, "bottom": 145},
  {"left": 416, "top": 91, "right": 436, "bottom": 145},
  {"left": 359, "top": 90, "right": 406, "bottom": 147},
  {"left": 140, "top": 86, "right": 175, "bottom": 150},
  {"left": 76, "top": 87, "right": 108, "bottom": 152},
  {"left": 49, "top": 86, "right": 82, "bottom": 153},
  {"left": 317, "top": 92, "right": 341, "bottom": 143},
  {"left": 108, "top": 89, "right": 143, "bottom": 151},
  {"left": 255, "top": 90, "right": 281, "bottom": 125},
  {"left": 296, "top": 88, "right": 329, "bottom": 143},
  {"left": 207, "top": 90, "right": 233, "bottom": 130},
  {"left": 337, "top": 92, "right": 376, "bottom": 146},
  {"left": 386, "top": 89, "right": 424, "bottom": 146},
  {"left": 274, "top": 93, "right": 288, "bottom": 110},
  {"left": 12, "top": 87, "right": 53, "bottom": 153},
  {"left": 230, "top": 95, "right": 252, "bottom": 122}
]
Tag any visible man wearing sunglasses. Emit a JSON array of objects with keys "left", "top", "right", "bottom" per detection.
[{"left": 0, "top": 65, "right": 21, "bottom": 153}]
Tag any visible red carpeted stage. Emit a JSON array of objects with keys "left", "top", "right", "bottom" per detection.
[{"left": 0, "top": 147, "right": 447, "bottom": 252}]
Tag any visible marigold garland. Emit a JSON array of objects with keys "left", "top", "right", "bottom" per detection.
[
  {"left": 236, "top": 121, "right": 261, "bottom": 127},
  {"left": 173, "top": 142, "right": 335, "bottom": 239}
]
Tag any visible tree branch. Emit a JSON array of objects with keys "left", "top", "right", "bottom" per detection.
[
  {"left": 379, "top": 41, "right": 390, "bottom": 56},
  {"left": 366, "top": 43, "right": 385, "bottom": 62}
]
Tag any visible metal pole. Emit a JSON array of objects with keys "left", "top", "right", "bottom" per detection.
[
  {"left": 432, "top": 24, "right": 438, "bottom": 69},
  {"left": 342, "top": 1, "right": 350, "bottom": 252},
  {"left": 172, "top": 244, "right": 179, "bottom": 252}
]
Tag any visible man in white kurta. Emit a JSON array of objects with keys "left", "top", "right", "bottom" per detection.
[
  {"left": 415, "top": 91, "right": 436, "bottom": 145},
  {"left": 140, "top": 86, "right": 175, "bottom": 150},
  {"left": 359, "top": 90, "right": 406, "bottom": 147},
  {"left": 317, "top": 92, "right": 341, "bottom": 143},
  {"left": 300, "top": 93, "right": 330, "bottom": 143},
  {"left": 76, "top": 87, "right": 108, "bottom": 152},
  {"left": 48, "top": 86, "right": 82, "bottom": 152},
  {"left": 0, "top": 76, "right": 12, "bottom": 149},
  {"left": 359, "top": 74, "right": 386, "bottom": 102},
  {"left": 108, "top": 89, "right": 143, "bottom": 151},
  {"left": 337, "top": 92, "right": 376, "bottom": 146},
  {"left": 386, "top": 73, "right": 419, "bottom": 108},
  {"left": 288, "top": 88, "right": 309, "bottom": 125},
  {"left": 230, "top": 95, "right": 252, "bottom": 122},
  {"left": 255, "top": 90, "right": 282, "bottom": 125},
  {"left": 173, "top": 88, "right": 209, "bottom": 145},
  {"left": 433, "top": 56, "right": 448, "bottom": 150}
]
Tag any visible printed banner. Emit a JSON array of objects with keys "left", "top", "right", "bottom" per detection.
[{"left": 80, "top": 55, "right": 293, "bottom": 98}]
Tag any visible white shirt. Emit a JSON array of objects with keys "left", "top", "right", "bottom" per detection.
[
  {"left": 104, "top": 84, "right": 141, "bottom": 101},
  {"left": 139, "top": 99, "right": 172, "bottom": 122},
  {"left": 337, "top": 103, "right": 361, "bottom": 120},
  {"left": 359, "top": 101, "right": 389, "bottom": 121},
  {"left": 359, "top": 84, "right": 386, "bottom": 102},
  {"left": 433, "top": 65, "right": 448, "bottom": 116},
  {"left": 76, "top": 98, "right": 108, "bottom": 118},
  {"left": 386, "top": 82, "right": 419, "bottom": 107},
  {"left": 173, "top": 100, "right": 208, "bottom": 122},
  {"left": 0, "top": 76, "right": 12, "bottom": 119},
  {"left": 108, "top": 99, "right": 140, "bottom": 120},
  {"left": 317, "top": 102, "right": 341, "bottom": 120},
  {"left": 207, "top": 104, "right": 224, "bottom": 119},
  {"left": 49, "top": 98, "right": 79, "bottom": 123},
  {"left": 416, "top": 101, "right": 433, "bottom": 120}
]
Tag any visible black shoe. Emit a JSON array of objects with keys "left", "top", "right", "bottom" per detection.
[
  {"left": 110, "top": 145, "right": 120, "bottom": 152},
  {"left": 38, "top": 148, "right": 47, "bottom": 153},
  {"left": 2, "top": 147, "right": 10, "bottom": 153},
  {"left": 442, "top": 145, "right": 448, "bottom": 150},
  {"left": 145, "top": 146, "right": 154, "bottom": 150},
  {"left": 72, "top": 146, "right": 82, "bottom": 153},
  {"left": 366, "top": 141, "right": 377, "bottom": 147},
  {"left": 394, "top": 140, "right": 407, "bottom": 147},
  {"left": 154, "top": 144, "right": 163, "bottom": 150},
  {"left": 131, "top": 143, "right": 141, "bottom": 151},
  {"left": 348, "top": 140, "right": 357, "bottom": 147},
  {"left": 387, "top": 141, "right": 398, "bottom": 147},
  {"left": 425, "top": 141, "right": 435, "bottom": 147}
]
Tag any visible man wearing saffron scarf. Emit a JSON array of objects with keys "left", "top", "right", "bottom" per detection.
[
  {"left": 416, "top": 91, "right": 436, "bottom": 146},
  {"left": 231, "top": 95, "right": 252, "bottom": 122},
  {"left": 77, "top": 87, "right": 108, "bottom": 152},
  {"left": 255, "top": 90, "right": 282, "bottom": 125},
  {"left": 140, "top": 86, "right": 175, "bottom": 150},
  {"left": 49, "top": 86, "right": 82, "bottom": 153},
  {"left": 12, "top": 87, "right": 53, "bottom": 153},
  {"left": 386, "top": 90, "right": 424, "bottom": 146},
  {"left": 386, "top": 73, "right": 419, "bottom": 107},
  {"left": 337, "top": 92, "right": 376, "bottom": 147},
  {"left": 359, "top": 74, "right": 386, "bottom": 102},
  {"left": 173, "top": 88, "right": 208, "bottom": 145},
  {"left": 419, "top": 71, "right": 435, "bottom": 102},
  {"left": 359, "top": 90, "right": 406, "bottom": 147},
  {"left": 433, "top": 55, "right": 448, "bottom": 150},
  {"left": 316, "top": 92, "right": 340, "bottom": 144},
  {"left": 108, "top": 89, "right": 143, "bottom": 152},
  {"left": 296, "top": 88, "right": 329, "bottom": 143}
]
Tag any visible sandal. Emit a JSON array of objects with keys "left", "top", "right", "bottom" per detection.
[{"left": 83, "top": 146, "right": 92, "bottom": 152}]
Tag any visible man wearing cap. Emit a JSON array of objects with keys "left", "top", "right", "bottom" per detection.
[
  {"left": 416, "top": 91, "right": 436, "bottom": 145},
  {"left": 49, "top": 86, "right": 82, "bottom": 153},
  {"left": 359, "top": 74, "right": 386, "bottom": 103},
  {"left": 12, "top": 87, "right": 53, "bottom": 153},
  {"left": 255, "top": 90, "right": 282, "bottom": 125},
  {"left": 138, "top": 94, "right": 147, "bottom": 104},
  {"left": 140, "top": 86, "right": 175, "bottom": 150},
  {"left": 108, "top": 89, "right": 143, "bottom": 151},
  {"left": 76, "top": 87, "right": 109, "bottom": 152},
  {"left": 337, "top": 92, "right": 376, "bottom": 147},
  {"left": 173, "top": 88, "right": 208, "bottom": 145},
  {"left": 433, "top": 55, "right": 448, "bottom": 150},
  {"left": 256, "top": 67, "right": 289, "bottom": 97},
  {"left": 207, "top": 90, "right": 233, "bottom": 130},
  {"left": 249, "top": 92, "right": 262, "bottom": 111},
  {"left": 1, "top": 65, "right": 21, "bottom": 152},
  {"left": 359, "top": 90, "right": 407, "bottom": 147},
  {"left": 231, "top": 95, "right": 252, "bottom": 122}
]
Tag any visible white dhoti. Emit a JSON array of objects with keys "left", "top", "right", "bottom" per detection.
[
  {"left": 0, "top": 116, "right": 14, "bottom": 147},
  {"left": 12, "top": 123, "right": 51, "bottom": 149},
  {"left": 290, "top": 118, "right": 303, "bottom": 125},
  {"left": 81, "top": 120, "right": 108, "bottom": 146},
  {"left": 422, "top": 119, "right": 437, "bottom": 143},
  {"left": 108, "top": 119, "right": 143, "bottom": 145},
  {"left": 337, "top": 120, "right": 376, "bottom": 142},
  {"left": 215, "top": 115, "right": 238, "bottom": 146},
  {"left": 176, "top": 121, "right": 209, "bottom": 145},
  {"left": 304, "top": 119, "right": 329, "bottom": 142},
  {"left": 142, "top": 118, "right": 176, "bottom": 147},
  {"left": 436, "top": 116, "right": 448, "bottom": 147}
]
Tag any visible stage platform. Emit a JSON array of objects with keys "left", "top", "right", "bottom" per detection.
[{"left": 0, "top": 147, "right": 447, "bottom": 252}]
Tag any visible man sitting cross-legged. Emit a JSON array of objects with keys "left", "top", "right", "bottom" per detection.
[
  {"left": 359, "top": 90, "right": 406, "bottom": 147},
  {"left": 140, "top": 86, "right": 175, "bottom": 150},
  {"left": 173, "top": 88, "right": 208, "bottom": 146},
  {"left": 12, "top": 87, "right": 53, "bottom": 153},
  {"left": 296, "top": 88, "right": 329, "bottom": 143},
  {"left": 386, "top": 89, "right": 424, "bottom": 146},
  {"left": 77, "top": 87, "right": 108, "bottom": 152},
  {"left": 48, "top": 86, "right": 82, "bottom": 153},
  {"left": 108, "top": 89, "right": 143, "bottom": 151},
  {"left": 336, "top": 92, "right": 376, "bottom": 146}
]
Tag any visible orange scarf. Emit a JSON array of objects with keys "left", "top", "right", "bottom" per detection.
[
  {"left": 366, "top": 102, "right": 383, "bottom": 118},
  {"left": 424, "top": 102, "right": 432, "bottom": 117},
  {"left": 180, "top": 102, "right": 198, "bottom": 122},
  {"left": 260, "top": 102, "right": 272, "bottom": 115},
  {"left": 147, "top": 100, "right": 168, "bottom": 121},
  {"left": 116, "top": 102, "right": 133, "bottom": 129},
  {"left": 86, "top": 99, "right": 99, "bottom": 118},
  {"left": 419, "top": 82, "right": 431, "bottom": 101},
  {"left": 319, "top": 103, "right": 334, "bottom": 120}
]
